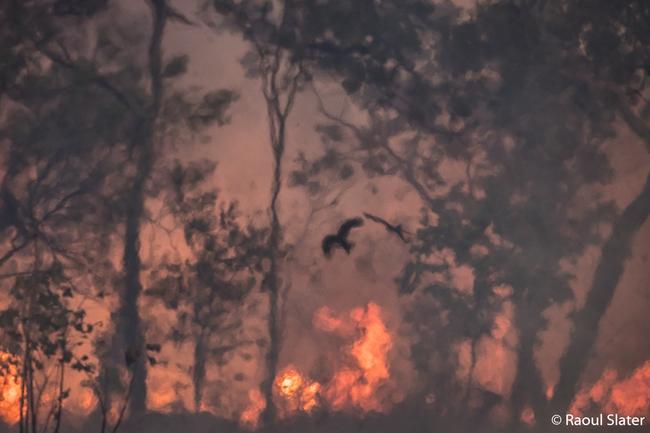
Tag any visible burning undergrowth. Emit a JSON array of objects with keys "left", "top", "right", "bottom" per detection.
[
  {"left": 240, "top": 302, "right": 402, "bottom": 428},
  {"left": 570, "top": 360, "right": 650, "bottom": 417}
]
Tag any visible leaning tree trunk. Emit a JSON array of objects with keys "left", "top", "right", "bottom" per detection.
[
  {"left": 551, "top": 171, "right": 650, "bottom": 413},
  {"left": 117, "top": 0, "right": 166, "bottom": 417}
]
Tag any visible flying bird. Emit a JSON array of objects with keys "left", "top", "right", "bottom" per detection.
[
  {"left": 321, "top": 217, "right": 364, "bottom": 257},
  {"left": 363, "top": 212, "right": 410, "bottom": 243}
]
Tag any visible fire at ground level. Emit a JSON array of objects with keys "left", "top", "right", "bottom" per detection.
[{"left": 0, "top": 303, "right": 648, "bottom": 433}]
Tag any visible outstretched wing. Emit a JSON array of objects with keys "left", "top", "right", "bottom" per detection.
[
  {"left": 395, "top": 230, "right": 409, "bottom": 243},
  {"left": 337, "top": 217, "right": 364, "bottom": 238},
  {"left": 321, "top": 235, "right": 339, "bottom": 257},
  {"left": 363, "top": 212, "right": 392, "bottom": 229}
]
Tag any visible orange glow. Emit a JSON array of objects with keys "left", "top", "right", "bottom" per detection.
[
  {"left": 313, "top": 306, "right": 345, "bottom": 333},
  {"left": 324, "top": 368, "right": 359, "bottom": 411},
  {"left": 571, "top": 361, "right": 650, "bottom": 416},
  {"left": 317, "top": 303, "right": 394, "bottom": 412},
  {"left": 520, "top": 406, "right": 535, "bottom": 425},
  {"left": 77, "top": 388, "right": 97, "bottom": 412},
  {"left": 606, "top": 361, "right": 650, "bottom": 415},
  {"left": 300, "top": 382, "right": 321, "bottom": 412},
  {"left": 331, "top": 303, "right": 393, "bottom": 411},
  {"left": 276, "top": 366, "right": 304, "bottom": 399},
  {"left": 274, "top": 303, "right": 394, "bottom": 415},
  {"left": 240, "top": 389, "right": 266, "bottom": 428},
  {"left": 350, "top": 304, "right": 391, "bottom": 384},
  {"left": 274, "top": 365, "right": 321, "bottom": 415},
  {"left": 0, "top": 353, "right": 21, "bottom": 425},
  {"left": 148, "top": 387, "right": 176, "bottom": 411},
  {"left": 545, "top": 385, "right": 554, "bottom": 400}
]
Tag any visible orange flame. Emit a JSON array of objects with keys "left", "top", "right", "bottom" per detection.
[
  {"left": 271, "top": 303, "right": 394, "bottom": 416},
  {"left": 274, "top": 365, "right": 321, "bottom": 415},
  {"left": 545, "top": 385, "right": 554, "bottom": 400},
  {"left": 0, "top": 353, "right": 21, "bottom": 425},
  {"left": 276, "top": 366, "right": 304, "bottom": 399},
  {"left": 240, "top": 303, "right": 394, "bottom": 424},
  {"left": 240, "top": 389, "right": 266, "bottom": 428},
  {"left": 330, "top": 303, "right": 392, "bottom": 412},
  {"left": 300, "top": 382, "right": 321, "bottom": 412},
  {"left": 571, "top": 360, "right": 650, "bottom": 416}
]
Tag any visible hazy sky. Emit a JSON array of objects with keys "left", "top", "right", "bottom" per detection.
[
  {"left": 3, "top": 0, "right": 646, "bottom": 426},
  {"left": 149, "top": 0, "right": 650, "bottom": 415}
]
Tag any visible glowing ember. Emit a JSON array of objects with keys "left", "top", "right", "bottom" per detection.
[
  {"left": 520, "top": 406, "right": 535, "bottom": 425},
  {"left": 276, "top": 366, "right": 304, "bottom": 398},
  {"left": 546, "top": 385, "right": 554, "bottom": 400},
  {"left": 240, "top": 389, "right": 266, "bottom": 428},
  {"left": 274, "top": 366, "right": 321, "bottom": 415}
]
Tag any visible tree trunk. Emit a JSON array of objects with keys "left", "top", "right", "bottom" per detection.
[
  {"left": 260, "top": 124, "right": 285, "bottom": 427},
  {"left": 120, "top": 154, "right": 150, "bottom": 416},
  {"left": 193, "top": 331, "right": 207, "bottom": 412},
  {"left": 117, "top": 0, "right": 166, "bottom": 417},
  {"left": 551, "top": 171, "right": 650, "bottom": 413},
  {"left": 510, "top": 312, "right": 547, "bottom": 429}
]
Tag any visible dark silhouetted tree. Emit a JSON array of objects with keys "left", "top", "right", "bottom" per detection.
[
  {"left": 209, "top": 0, "right": 310, "bottom": 425},
  {"left": 147, "top": 159, "right": 267, "bottom": 412}
]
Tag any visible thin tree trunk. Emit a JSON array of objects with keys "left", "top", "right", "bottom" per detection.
[
  {"left": 118, "top": 0, "right": 166, "bottom": 417},
  {"left": 110, "top": 368, "right": 138, "bottom": 433},
  {"left": 120, "top": 137, "right": 151, "bottom": 417},
  {"left": 255, "top": 15, "right": 300, "bottom": 422},
  {"left": 192, "top": 330, "right": 207, "bottom": 412},
  {"left": 19, "top": 338, "right": 27, "bottom": 433},
  {"left": 27, "top": 345, "right": 36, "bottom": 433},
  {"left": 551, "top": 172, "right": 650, "bottom": 413},
  {"left": 260, "top": 115, "right": 286, "bottom": 428},
  {"left": 510, "top": 313, "right": 546, "bottom": 429},
  {"left": 53, "top": 352, "right": 66, "bottom": 433}
]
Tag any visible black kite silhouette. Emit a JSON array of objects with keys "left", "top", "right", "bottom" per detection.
[{"left": 321, "top": 217, "right": 364, "bottom": 257}]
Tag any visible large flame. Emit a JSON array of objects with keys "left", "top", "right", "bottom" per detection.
[
  {"left": 571, "top": 360, "right": 650, "bottom": 416},
  {"left": 240, "top": 302, "right": 394, "bottom": 426},
  {"left": 324, "top": 303, "right": 392, "bottom": 412}
]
